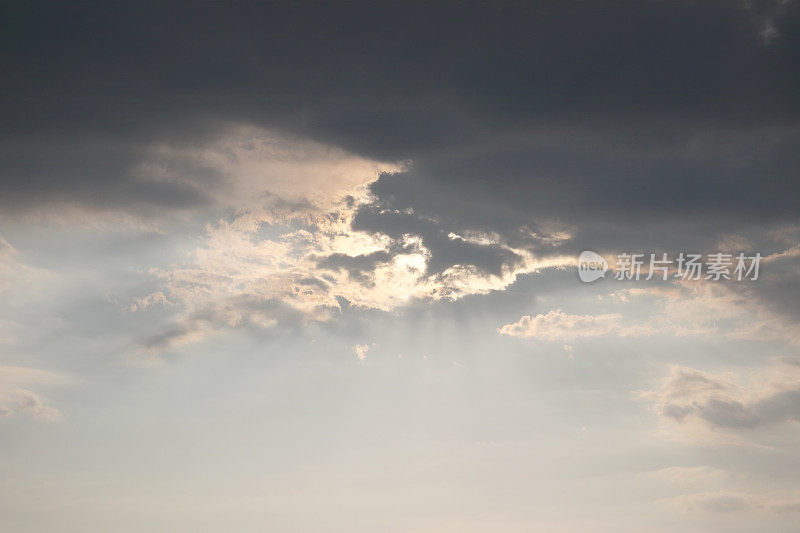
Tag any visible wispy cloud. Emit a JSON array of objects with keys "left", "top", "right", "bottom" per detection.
[
  {"left": 639, "top": 359, "right": 800, "bottom": 432},
  {"left": 645, "top": 466, "right": 729, "bottom": 484},
  {"left": 0, "top": 366, "right": 69, "bottom": 421}
]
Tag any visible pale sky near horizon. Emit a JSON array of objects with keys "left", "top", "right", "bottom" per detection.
[{"left": 2, "top": 2, "right": 800, "bottom": 532}]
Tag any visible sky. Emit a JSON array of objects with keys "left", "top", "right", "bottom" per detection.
[{"left": 1, "top": 1, "right": 800, "bottom": 531}]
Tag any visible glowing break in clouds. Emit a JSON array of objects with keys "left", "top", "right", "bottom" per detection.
[{"left": 135, "top": 127, "right": 566, "bottom": 355}]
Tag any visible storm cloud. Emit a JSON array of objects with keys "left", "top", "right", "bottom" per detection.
[{"left": 3, "top": 1, "right": 799, "bottom": 219}]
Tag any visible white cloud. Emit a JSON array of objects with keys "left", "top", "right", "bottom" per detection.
[
  {"left": 353, "top": 343, "right": 373, "bottom": 362},
  {"left": 497, "top": 309, "right": 624, "bottom": 340},
  {"left": 130, "top": 291, "right": 169, "bottom": 312},
  {"left": 498, "top": 276, "right": 778, "bottom": 343}
]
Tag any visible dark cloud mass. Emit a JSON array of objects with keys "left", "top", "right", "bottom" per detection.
[{"left": 2, "top": 1, "right": 799, "bottom": 260}]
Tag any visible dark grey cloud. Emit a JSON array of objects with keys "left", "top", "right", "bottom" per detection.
[
  {"left": 315, "top": 250, "right": 395, "bottom": 285},
  {"left": 355, "top": 126, "right": 800, "bottom": 262},
  {"left": 2, "top": 1, "right": 799, "bottom": 210},
  {"left": 0, "top": 136, "right": 212, "bottom": 212},
  {"left": 651, "top": 365, "right": 800, "bottom": 430},
  {"left": 3, "top": 1, "right": 800, "bottom": 281},
  {"left": 664, "top": 389, "right": 800, "bottom": 429}
]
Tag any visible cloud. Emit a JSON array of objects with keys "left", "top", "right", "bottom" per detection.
[
  {"left": 0, "top": 124, "right": 404, "bottom": 227},
  {"left": 495, "top": 292, "right": 718, "bottom": 341},
  {"left": 566, "top": 269, "right": 800, "bottom": 347},
  {"left": 353, "top": 344, "right": 373, "bottom": 362},
  {"left": 2, "top": 1, "right": 799, "bottom": 364},
  {"left": 3, "top": 2, "right": 799, "bottom": 236},
  {"left": 715, "top": 234, "right": 754, "bottom": 253},
  {"left": 0, "top": 233, "right": 54, "bottom": 303},
  {"left": 0, "top": 366, "right": 67, "bottom": 421},
  {"left": 130, "top": 291, "right": 169, "bottom": 312},
  {"left": 661, "top": 491, "right": 766, "bottom": 513},
  {"left": 1, "top": 2, "right": 797, "bottom": 361},
  {"left": 126, "top": 126, "right": 579, "bottom": 354},
  {"left": 646, "top": 466, "right": 729, "bottom": 484},
  {"left": 639, "top": 362, "right": 800, "bottom": 430},
  {"left": 356, "top": 125, "right": 800, "bottom": 267},
  {"left": 745, "top": 0, "right": 799, "bottom": 44},
  {"left": 139, "top": 193, "right": 561, "bottom": 354},
  {"left": 660, "top": 490, "right": 800, "bottom": 515},
  {"left": 497, "top": 310, "right": 624, "bottom": 341},
  {"left": 637, "top": 278, "right": 800, "bottom": 346},
  {"left": 135, "top": 125, "right": 405, "bottom": 217}
]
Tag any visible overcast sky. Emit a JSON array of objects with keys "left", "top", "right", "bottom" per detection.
[{"left": 2, "top": 2, "right": 800, "bottom": 532}]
